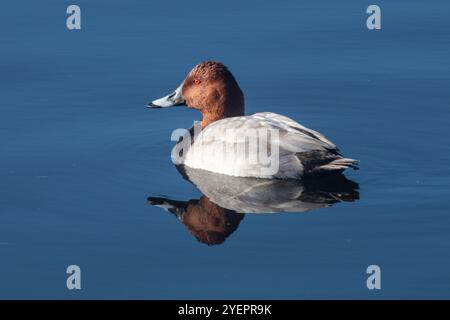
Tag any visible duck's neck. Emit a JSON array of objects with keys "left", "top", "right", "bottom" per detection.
[{"left": 201, "top": 95, "right": 245, "bottom": 128}]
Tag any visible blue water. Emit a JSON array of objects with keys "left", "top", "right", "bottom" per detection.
[{"left": 1, "top": 0, "right": 450, "bottom": 299}]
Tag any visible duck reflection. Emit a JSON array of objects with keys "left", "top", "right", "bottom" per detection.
[{"left": 148, "top": 166, "right": 359, "bottom": 245}]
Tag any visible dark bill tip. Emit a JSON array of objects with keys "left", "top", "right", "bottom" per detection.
[{"left": 146, "top": 102, "right": 162, "bottom": 108}]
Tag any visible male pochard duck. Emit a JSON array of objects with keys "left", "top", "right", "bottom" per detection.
[{"left": 148, "top": 61, "right": 358, "bottom": 179}]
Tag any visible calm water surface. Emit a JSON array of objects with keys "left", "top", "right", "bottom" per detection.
[{"left": 1, "top": 0, "right": 450, "bottom": 298}]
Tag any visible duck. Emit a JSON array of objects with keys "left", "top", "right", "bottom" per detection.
[{"left": 147, "top": 61, "right": 358, "bottom": 179}]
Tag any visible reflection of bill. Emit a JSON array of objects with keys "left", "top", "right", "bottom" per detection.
[
  {"left": 171, "top": 123, "right": 280, "bottom": 177},
  {"left": 148, "top": 166, "right": 359, "bottom": 246}
]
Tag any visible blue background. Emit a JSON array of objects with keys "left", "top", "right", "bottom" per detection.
[{"left": 1, "top": 0, "right": 449, "bottom": 298}]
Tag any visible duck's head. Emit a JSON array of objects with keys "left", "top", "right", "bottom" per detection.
[{"left": 148, "top": 61, "right": 245, "bottom": 127}]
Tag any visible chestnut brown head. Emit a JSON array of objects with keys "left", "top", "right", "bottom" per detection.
[{"left": 148, "top": 61, "right": 245, "bottom": 127}]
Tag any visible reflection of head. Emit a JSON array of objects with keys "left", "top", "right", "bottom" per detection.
[
  {"left": 148, "top": 195, "right": 244, "bottom": 246},
  {"left": 184, "top": 197, "right": 244, "bottom": 245}
]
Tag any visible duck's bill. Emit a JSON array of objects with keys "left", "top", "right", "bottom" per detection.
[{"left": 147, "top": 82, "right": 185, "bottom": 108}]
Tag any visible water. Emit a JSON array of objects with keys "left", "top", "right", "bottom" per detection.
[{"left": 1, "top": 0, "right": 449, "bottom": 299}]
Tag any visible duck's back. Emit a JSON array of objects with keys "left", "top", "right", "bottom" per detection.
[{"left": 181, "top": 112, "right": 357, "bottom": 179}]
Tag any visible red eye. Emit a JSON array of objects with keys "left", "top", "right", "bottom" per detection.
[{"left": 194, "top": 79, "right": 201, "bottom": 85}]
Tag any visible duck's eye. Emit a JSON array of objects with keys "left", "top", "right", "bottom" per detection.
[{"left": 194, "top": 79, "right": 201, "bottom": 85}]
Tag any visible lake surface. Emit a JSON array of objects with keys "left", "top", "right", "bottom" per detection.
[{"left": 1, "top": 0, "right": 449, "bottom": 299}]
